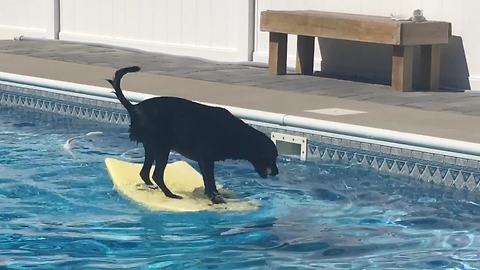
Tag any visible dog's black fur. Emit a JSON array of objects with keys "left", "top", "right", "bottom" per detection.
[{"left": 107, "top": 66, "right": 278, "bottom": 204}]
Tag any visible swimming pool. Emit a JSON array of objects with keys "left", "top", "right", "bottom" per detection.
[{"left": 1, "top": 104, "right": 480, "bottom": 269}]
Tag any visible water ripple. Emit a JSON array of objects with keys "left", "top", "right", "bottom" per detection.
[{"left": 0, "top": 108, "right": 480, "bottom": 269}]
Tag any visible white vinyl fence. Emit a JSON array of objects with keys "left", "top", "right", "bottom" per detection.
[
  {"left": 59, "top": 0, "right": 253, "bottom": 62},
  {"left": 0, "top": 0, "right": 58, "bottom": 39},
  {"left": 0, "top": 0, "right": 479, "bottom": 90}
]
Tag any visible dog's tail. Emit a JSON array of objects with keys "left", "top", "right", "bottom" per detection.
[{"left": 106, "top": 66, "right": 141, "bottom": 114}]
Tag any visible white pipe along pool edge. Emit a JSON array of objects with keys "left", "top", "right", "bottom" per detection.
[{"left": 1, "top": 71, "right": 480, "bottom": 159}]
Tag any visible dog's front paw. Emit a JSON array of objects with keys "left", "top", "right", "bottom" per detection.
[{"left": 210, "top": 194, "right": 226, "bottom": 204}]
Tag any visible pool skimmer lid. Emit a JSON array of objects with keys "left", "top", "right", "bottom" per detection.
[{"left": 305, "top": 108, "right": 367, "bottom": 116}]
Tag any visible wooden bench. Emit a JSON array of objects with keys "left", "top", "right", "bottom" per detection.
[{"left": 260, "top": 10, "right": 451, "bottom": 91}]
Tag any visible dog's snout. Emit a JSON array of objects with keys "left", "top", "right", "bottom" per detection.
[{"left": 267, "top": 166, "right": 278, "bottom": 176}]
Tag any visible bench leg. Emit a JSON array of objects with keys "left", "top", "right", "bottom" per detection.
[
  {"left": 392, "top": 45, "right": 414, "bottom": 91},
  {"left": 419, "top": 44, "right": 441, "bottom": 91},
  {"left": 296, "top": 35, "right": 315, "bottom": 75},
  {"left": 269, "top": 32, "right": 287, "bottom": 75}
]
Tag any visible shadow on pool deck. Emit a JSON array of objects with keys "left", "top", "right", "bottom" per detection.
[
  {"left": 316, "top": 35, "right": 471, "bottom": 91},
  {"left": 0, "top": 39, "right": 480, "bottom": 143}
]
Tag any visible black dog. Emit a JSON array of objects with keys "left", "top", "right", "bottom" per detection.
[{"left": 107, "top": 66, "right": 278, "bottom": 204}]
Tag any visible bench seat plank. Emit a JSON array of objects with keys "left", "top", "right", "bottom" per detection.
[{"left": 261, "top": 10, "right": 450, "bottom": 46}]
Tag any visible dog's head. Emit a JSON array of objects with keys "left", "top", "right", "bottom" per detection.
[{"left": 251, "top": 138, "right": 279, "bottom": 178}]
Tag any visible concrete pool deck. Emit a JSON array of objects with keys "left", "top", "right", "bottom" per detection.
[{"left": 0, "top": 39, "right": 480, "bottom": 144}]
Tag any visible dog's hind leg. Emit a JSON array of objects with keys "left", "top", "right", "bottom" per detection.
[
  {"left": 198, "top": 160, "right": 225, "bottom": 204},
  {"left": 152, "top": 148, "right": 182, "bottom": 199},
  {"left": 139, "top": 144, "right": 155, "bottom": 187}
]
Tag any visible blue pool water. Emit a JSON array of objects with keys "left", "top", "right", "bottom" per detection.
[{"left": 1, "top": 107, "right": 480, "bottom": 270}]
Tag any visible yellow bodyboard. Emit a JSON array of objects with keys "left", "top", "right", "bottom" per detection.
[{"left": 105, "top": 158, "right": 258, "bottom": 212}]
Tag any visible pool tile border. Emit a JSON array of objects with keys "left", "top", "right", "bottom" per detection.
[
  {"left": 0, "top": 83, "right": 129, "bottom": 126},
  {"left": 251, "top": 124, "right": 480, "bottom": 192},
  {"left": 1, "top": 82, "right": 479, "bottom": 193}
]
